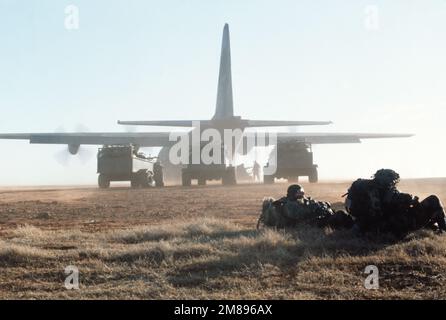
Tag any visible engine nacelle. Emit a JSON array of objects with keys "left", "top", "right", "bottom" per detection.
[{"left": 68, "top": 144, "right": 80, "bottom": 155}]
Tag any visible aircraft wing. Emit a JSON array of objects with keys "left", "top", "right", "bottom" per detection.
[
  {"left": 275, "top": 132, "right": 413, "bottom": 144},
  {"left": 241, "top": 132, "right": 414, "bottom": 145},
  {"left": 0, "top": 132, "right": 175, "bottom": 147},
  {"left": 0, "top": 131, "right": 413, "bottom": 148}
]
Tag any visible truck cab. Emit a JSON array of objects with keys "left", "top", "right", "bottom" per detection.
[{"left": 264, "top": 142, "right": 318, "bottom": 183}]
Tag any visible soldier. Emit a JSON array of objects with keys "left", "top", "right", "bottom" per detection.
[
  {"left": 273, "top": 184, "right": 313, "bottom": 224},
  {"left": 252, "top": 160, "right": 261, "bottom": 182},
  {"left": 258, "top": 184, "right": 353, "bottom": 229},
  {"left": 153, "top": 160, "right": 164, "bottom": 187},
  {"left": 346, "top": 169, "right": 446, "bottom": 238}
]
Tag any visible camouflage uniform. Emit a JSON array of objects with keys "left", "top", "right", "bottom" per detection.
[
  {"left": 346, "top": 169, "right": 446, "bottom": 237},
  {"left": 259, "top": 184, "right": 353, "bottom": 229},
  {"left": 273, "top": 196, "right": 315, "bottom": 225}
]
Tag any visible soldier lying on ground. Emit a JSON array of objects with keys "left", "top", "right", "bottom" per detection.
[
  {"left": 257, "top": 184, "right": 353, "bottom": 230},
  {"left": 345, "top": 169, "right": 446, "bottom": 238}
]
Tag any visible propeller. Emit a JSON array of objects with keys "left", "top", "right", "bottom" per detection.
[{"left": 53, "top": 124, "right": 95, "bottom": 166}]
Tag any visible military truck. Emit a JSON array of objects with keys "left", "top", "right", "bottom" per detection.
[
  {"left": 263, "top": 142, "right": 318, "bottom": 184},
  {"left": 181, "top": 164, "right": 236, "bottom": 186},
  {"left": 181, "top": 146, "right": 236, "bottom": 186},
  {"left": 97, "top": 145, "right": 164, "bottom": 189}
]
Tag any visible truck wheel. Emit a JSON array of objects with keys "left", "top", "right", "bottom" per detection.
[
  {"left": 130, "top": 179, "right": 140, "bottom": 188},
  {"left": 182, "top": 170, "right": 191, "bottom": 186},
  {"left": 155, "top": 177, "right": 164, "bottom": 187},
  {"left": 309, "top": 169, "right": 318, "bottom": 183},
  {"left": 136, "top": 170, "right": 152, "bottom": 188},
  {"left": 264, "top": 175, "right": 275, "bottom": 184},
  {"left": 222, "top": 167, "right": 236, "bottom": 185},
  {"left": 146, "top": 175, "right": 155, "bottom": 188},
  {"left": 198, "top": 178, "right": 206, "bottom": 186},
  {"left": 154, "top": 163, "right": 164, "bottom": 187},
  {"left": 131, "top": 171, "right": 145, "bottom": 188},
  {"left": 98, "top": 174, "right": 110, "bottom": 189},
  {"left": 154, "top": 172, "right": 164, "bottom": 187}
]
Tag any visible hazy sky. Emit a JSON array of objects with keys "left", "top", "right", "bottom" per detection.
[{"left": 0, "top": 0, "right": 445, "bottom": 185}]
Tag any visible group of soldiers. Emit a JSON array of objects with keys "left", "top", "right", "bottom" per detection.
[{"left": 258, "top": 169, "right": 446, "bottom": 239}]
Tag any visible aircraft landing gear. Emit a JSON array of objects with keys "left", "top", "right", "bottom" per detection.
[{"left": 181, "top": 165, "right": 237, "bottom": 186}]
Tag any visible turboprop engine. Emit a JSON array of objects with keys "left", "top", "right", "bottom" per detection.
[{"left": 68, "top": 144, "right": 80, "bottom": 155}]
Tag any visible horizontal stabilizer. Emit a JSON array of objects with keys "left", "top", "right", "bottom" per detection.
[
  {"left": 118, "top": 120, "right": 199, "bottom": 127},
  {"left": 246, "top": 120, "right": 332, "bottom": 127}
]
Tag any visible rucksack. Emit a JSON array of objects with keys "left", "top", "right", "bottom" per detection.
[
  {"left": 258, "top": 197, "right": 290, "bottom": 229},
  {"left": 346, "top": 179, "right": 383, "bottom": 230}
]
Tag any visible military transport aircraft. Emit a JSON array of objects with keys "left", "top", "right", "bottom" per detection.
[{"left": 0, "top": 24, "right": 412, "bottom": 185}]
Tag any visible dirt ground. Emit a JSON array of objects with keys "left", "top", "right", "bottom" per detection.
[
  {"left": 1, "top": 179, "right": 446, "bottom": 299},
  {"left": 1, "top": 179, "right": 444, "bottom": 232}
]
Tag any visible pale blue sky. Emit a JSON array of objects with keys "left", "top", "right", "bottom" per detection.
[{"left": 0, "top": 0, "right": 445, "bottom": 185}]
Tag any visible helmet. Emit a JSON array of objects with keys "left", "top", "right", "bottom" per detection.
[
  {"left": 287, "top": 184, "right": 305, "bottom": 198},
  {"left": 373, "top": 169, "right": 400, "bottom": 187}
]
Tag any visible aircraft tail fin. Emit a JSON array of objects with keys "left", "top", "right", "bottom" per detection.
[{"left": 213, "top": 23, "right": 234, "bottom": 120}]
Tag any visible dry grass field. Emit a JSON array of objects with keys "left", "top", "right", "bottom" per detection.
[{"left": 1, "top": 179, "right": 446, "bottom": 299}]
